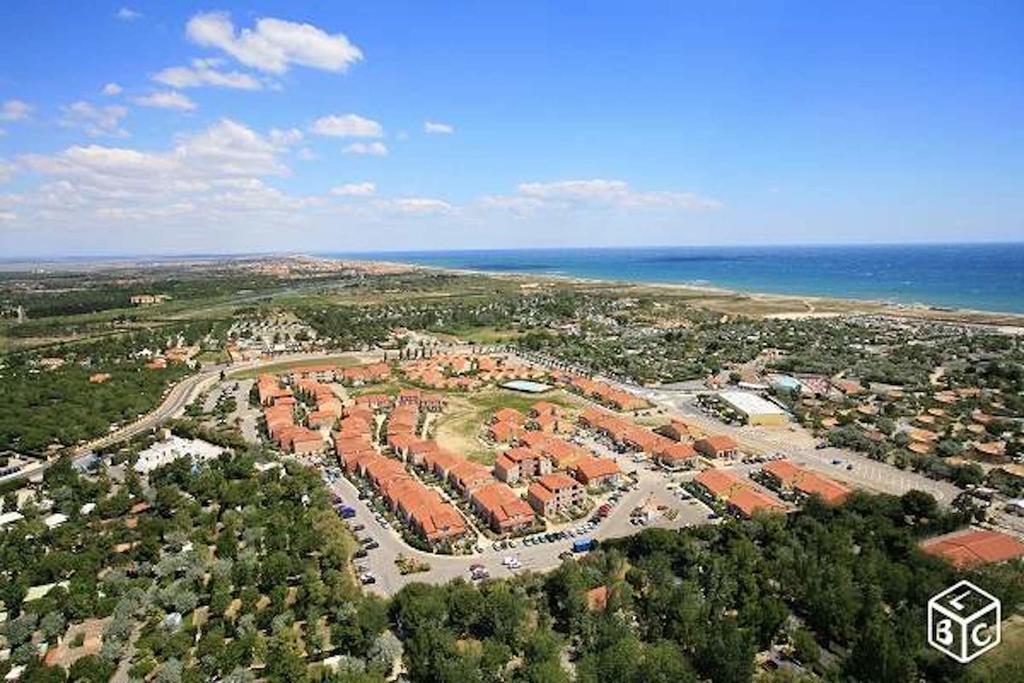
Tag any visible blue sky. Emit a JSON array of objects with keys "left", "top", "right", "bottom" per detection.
[{"left": 0, "top": 1, "right": 1021, "bottom": 256}]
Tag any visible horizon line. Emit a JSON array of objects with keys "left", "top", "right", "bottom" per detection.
[{"left": 3, "top": 239, "right": 1024, "bottom": 264}]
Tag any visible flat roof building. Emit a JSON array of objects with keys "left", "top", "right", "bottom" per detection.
[{"left": 717, "top": 390, "right": 789, "bottom": 426}]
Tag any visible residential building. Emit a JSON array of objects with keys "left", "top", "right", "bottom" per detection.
[
  {"left": 493, "top": 446, "right": 551, "bottom": 484},
  {"left": 921, "top": 528, "right": 1024, "bottom": 569},
  {"left": 527, "top": 473, "right": 585, "bottom": 517},
  {"left": 470, "top": 483, "right": 535, "bottom": 533},
  {"left": 694, "top": 435, "right": 740, "bottom": 459},
  {"left": 574, "top": 456, "right": 621, "bottom": 486},
  {"left": 694, "top": 469, "right": 785, "bottom": 519},
  {"left": 762, "top": 460, "right": 851, "bottom": 505}
]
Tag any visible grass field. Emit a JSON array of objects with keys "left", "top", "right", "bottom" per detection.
[
  {"left": 431, "top": 387, "right": 583, "bottom": 465},
  {"left": 229, "top": 355, "right": 361, "bottom": 379},
  {"left": 967, "top": 615, "right": 1024, "bottom": 681},
  {"left": 432, "top": 326, "right": 526, "bottom": 344}
]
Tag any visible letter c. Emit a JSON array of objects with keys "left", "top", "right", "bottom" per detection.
[{"left": 972, "top": 622, "right": 992, "bottom": 648}]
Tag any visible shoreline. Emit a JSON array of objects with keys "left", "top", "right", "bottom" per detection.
[{"left": 349, "top": 256, "right": 1024, "bottom": 330}]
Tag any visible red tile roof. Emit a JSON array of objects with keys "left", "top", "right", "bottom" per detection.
[
  {"left": 575, "top": 456, "right": 620, "bottom": 483},
  {"left": 763, "top": 460, "right": 851, "bottom": 505},
  {"left": 921, "top": 528, "right": 1024, "bottom": 569}
]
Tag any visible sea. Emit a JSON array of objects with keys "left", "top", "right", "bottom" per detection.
[{"left": 331, "top": 243, "right": 1024, "bottom": 314}]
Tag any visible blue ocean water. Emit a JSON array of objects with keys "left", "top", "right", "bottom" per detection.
[{"left": 329, "top": 243, "right": 1024, "bottom": 314}]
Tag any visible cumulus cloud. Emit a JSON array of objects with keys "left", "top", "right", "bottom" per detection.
[
  {"left": 116, "top": 7, "right": 141, "bottom": 21},
  {"left": 60, "top": 101, "right": 129, "bottom": 137},
  {"left": 19, "top": 120, "right": 295, "bottom": 190},
  {"left": 342, "top": 141, "right": 388, "bottom": 156},
  {"left": 134, "top": 91, "right": 197, "bottom": 111},
  {"left": 186, "top": 12, "right": 363, "bottom": 74},
  {"left": 8, "top": 118, "right": 313, "bottom": 241},
  {"left": 310, "top": 114, "right": 383, "bottom": 138},
  {"left": 331, "top": 181, "right": 376, "bottom": 196},
  {"left": 153, "top": 58, "right": 263, "bottom": 90},
  {"left": 424, "top": 121, "right": 454, "bottom": 134},
  {"left": 1, "top": 100, "right": 32, "bottom": 122}
]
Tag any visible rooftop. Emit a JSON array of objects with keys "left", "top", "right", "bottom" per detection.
[
  {"left": 717, "top": 390, "right": 788, "bottom": 417},
  {"left": 921, "top": 528, "right": 1024, "bottom": 569}
]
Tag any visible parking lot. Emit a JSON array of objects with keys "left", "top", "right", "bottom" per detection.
[
  {"left": 321, "top": 445, "right": 714, "bottom": 596},
  {"left": 641, "top": 387, "right": 962, "bottom": 504}
]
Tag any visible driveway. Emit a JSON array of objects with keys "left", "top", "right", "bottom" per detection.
[{"left": 327, "top": 449, "right": 712, "bottom": 596}]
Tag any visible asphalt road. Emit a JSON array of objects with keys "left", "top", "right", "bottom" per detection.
[
  {"left": 7, "top": 350, "right": 386, "bottom": 482},
  {"left": 331, "top": 445, "right": 714, "bottom": 597},
  {"left": 639, "top": 387, "right": 962, "bottom": 503}
]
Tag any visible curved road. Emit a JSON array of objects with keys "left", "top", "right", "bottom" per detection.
[{"left": 9, "top": 350, "right": 385, "bottom": 481}]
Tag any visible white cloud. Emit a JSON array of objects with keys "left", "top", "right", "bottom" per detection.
[
  {"left": 171, "top": 119, "right": 293, "bottom": 176},
  {"left": 102, "top": 83, "right": 123, "bottom": 96},
  {"left": 1, "top": 100, "right": 32, "bottom": 122},
  {"left": 310, "top": 114, "right": 383, "bottom": 138},
  {"left": 19, "top": 119, "right": 293, "bottom": 190},
  {"left": 60, "top": 101, "right": 129, "bottom": 137},
  {"left": 384, "top": 197, "right": 451, "bottom": 214},
  {"left": 269, "top": 128, "right": 303, "bottom": 147},
  {"left": 134, "top": 91, "right": 197, "bottom": 111},
  {"left": 424, "top": 121, "right": 454, "bottom": 134},
  {"left": 186, "top": 12, "right": 363, "bottom": 74},
  {"left": 0, "top": 160, "right": 13, "bottom": 183},
  {"left": 296, "top": 147, "right": 317, "bottom": 161},
  {"left": 116, "top": 7, "right": 141, "bottom": 21},
  {"left": 8, "top": 118, "right": 312, "bottom": 241},
  {"left": 330, "top": 181, "right": 376, "bottom": 196},
  {"left": 518, "top": 179, "right": 629, "bottom": 200},
  {"left": 512, "top": 179, "right": 722, "bottom": 211},
  {"left": 153, "top": 58, "right": 263, "bottom": 90},
  {"left": 342, "top": 141, "right": 388, "bottom": 156}
]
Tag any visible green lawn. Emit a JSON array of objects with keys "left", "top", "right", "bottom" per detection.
[{"left": 431, "top": 387, "right": 582, "bottom": 465}]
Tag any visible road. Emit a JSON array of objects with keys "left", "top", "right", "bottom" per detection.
[
  {"left": 7, "top": 350, "right": 384, "bottom": 483},
  {"left": 638, "top": 386, "right": 962, "bottom": 503},
  {"left": 332, "top": 444, "right": 714, "bottom": 597}
]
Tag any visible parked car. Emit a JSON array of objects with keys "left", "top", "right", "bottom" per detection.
[{"left": 360, "top": 573, "right": 377, "bottom": 585}]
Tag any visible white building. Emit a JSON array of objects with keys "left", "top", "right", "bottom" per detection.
[
  {"left": 43, "top": 513, "right": 67, "bottom": 529},
  {"left": 0, "top": 511, "right": 24, "bottom": 528},
  {"left": 717, "top": 390, "right": 789, "bottom": 426},
  {"left": 135, "top": 435, "right": 225, "bottom": 474}
]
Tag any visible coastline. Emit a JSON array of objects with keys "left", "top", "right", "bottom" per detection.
[{"left": 348, "top": 255, "right": 1024, "bottom": 331}]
